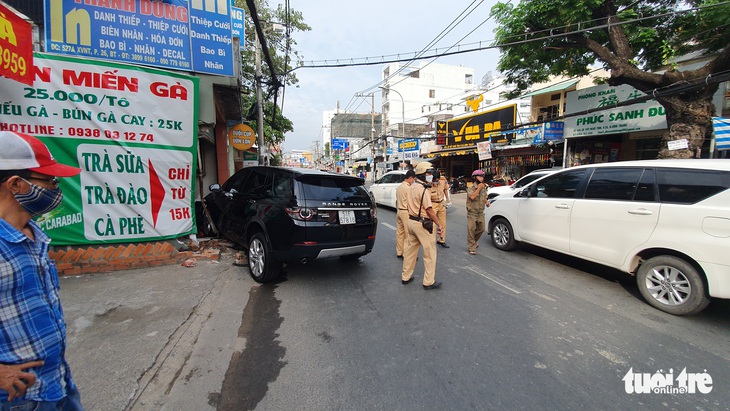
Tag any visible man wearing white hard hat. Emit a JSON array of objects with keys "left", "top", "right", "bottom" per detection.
[
  {"left": 0, "top": 131, "right": 84, "bottom": 409},
  {"left": 401, "top": 161, "right": 444, "bottom": 290}
]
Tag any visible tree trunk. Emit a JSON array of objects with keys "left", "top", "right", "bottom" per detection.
[{"left": 656, "top": 90, "right": 716, "bottom": 159}]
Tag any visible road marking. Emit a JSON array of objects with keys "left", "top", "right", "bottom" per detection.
[
  {"left": 382, "top": 222, "right": 396, "bottom": 231},
  {"left": 465, "top": 266, "right": 523, "bottom": 294}
]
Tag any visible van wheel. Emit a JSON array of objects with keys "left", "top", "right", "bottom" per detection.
[
  {"left": 636, "top": 256, "right": 710, "bottom": 315},
  {"left": 248, "top": 232, "right": 283, "bottom": 283},
  {"left": 491, "top": 218, "right": 517, "bottom": 251}
]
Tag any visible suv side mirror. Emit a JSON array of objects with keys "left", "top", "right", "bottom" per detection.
[{"left": 209, "top": 183, "right": 221, "bottom": 191}]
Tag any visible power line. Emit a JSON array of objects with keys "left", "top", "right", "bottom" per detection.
[{"left": 291, "top": 2, "right": 728, "bottom": 71}]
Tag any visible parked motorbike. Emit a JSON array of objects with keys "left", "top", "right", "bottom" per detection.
[{"left": 450, "top": 176, "right": 467, "bottom": 194}]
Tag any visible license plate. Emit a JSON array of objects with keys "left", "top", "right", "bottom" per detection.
[{"left": 338, "top": 210, "right": 356, "bottom": 225}]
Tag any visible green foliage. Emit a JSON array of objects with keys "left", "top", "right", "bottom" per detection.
[
  {"left": 234, "top": 0, "right": 311, "bottom": 94},
  {"left": 490, "top": 0, "right": 729, "bottom": 91},
  {"left": 233, "top": 0, "right": 309, "bottom": 146}
]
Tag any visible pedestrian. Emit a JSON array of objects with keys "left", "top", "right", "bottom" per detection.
[
  {"left": 0, "top": 131, "right": 85, "bottom": 409},
  {"left": 430, "top": 170, "right": 451, "bottom": 248},
  {"left": 466, "top": 169, "right": 490, "bottom": 255},
  {"left": 401, "top": 162, "right": 444, "bottom": 290},
  {"left": 395, "top": 170, "right": 416, "bottom": 258}
]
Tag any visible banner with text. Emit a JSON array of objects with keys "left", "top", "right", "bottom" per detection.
[
  {"left": 0, "top": 3, "right": 34, "bottom": 85},
  {"left": 444, "top": 105, "right": 516, "bottom": 149},
  {"left": 44, "top": 0, "right": 234, "bottom": 76},
  {"left": 0, "top": 53, "right": 199, "bottom": 245},
  {"left": 564, "top": 84, "right": 667, "bottom": 138}
]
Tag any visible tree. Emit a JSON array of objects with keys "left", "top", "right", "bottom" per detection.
[
  {"left": 491, "top": 0, "right": 730, "bottom": 158},
  {"left": 235, "top": 0, "right": 310, "bottom": 147}
]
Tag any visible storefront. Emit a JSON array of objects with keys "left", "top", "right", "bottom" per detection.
[{"left": 563, "top": 83, "right": 723, "bottom": 163}]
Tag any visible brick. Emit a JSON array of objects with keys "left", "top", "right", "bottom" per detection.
[
  {"left": 80, "top": 247, "right": 95, "bottom": 261},
  {"left": 140, "top": 243, "right": 153, "bottom": 255},
  {"left": 140, "top": 254, "right": 158, "bottom": 262},
  {"left": 123, "top": 257, "right": 141, "bottom": 265},
  {"left": 150, "top": 242, "right": 163, "bottom": 255},
  {"left": 160, "top": 242, "right": 175, "bottom": 254},
  {"left": 52, "top": 250, "right": 66, "bottom": 263},
  {"left": 111, "top": 245, "right": 126, "bottom": 260},
  {"left": 90, "top": 260, "right": 109, "bottom": 267},
  {"left": 62, "top": 267, "right": 81, "bottom": 276},
  {"left": 120, "top": 245, "right": 135, "bottom": 258},
  {"left": 56, "top": 263, "right": 74, "bottom": 271},
  {"left": 132, "top": 244, "right": 144, "bottom": 256},
  {"left": 91, "top": 247, "right": 106, "bottom": 261},
  {"left": 69, "top": 249, "right": 84, "bottom": 263}
]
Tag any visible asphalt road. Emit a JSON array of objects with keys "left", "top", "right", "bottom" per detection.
[{"left": 220, "top": 191, "right": 730, "bottom": 410}]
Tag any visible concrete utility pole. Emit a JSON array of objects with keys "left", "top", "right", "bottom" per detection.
[
  {"left": 370, "top": 92, "right": 375, "bottom": 181},
  {"left": 255, "top": 30, "right": 266, "bottom": 165},
  {"left": 379, "top": 86, "right": 405, "bottom": 168}
]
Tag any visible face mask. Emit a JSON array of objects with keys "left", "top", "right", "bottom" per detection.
[
  {"left": 425, "top": 175, "right": 434, "bottom": 183},
  {"left": 15, "top": 179, "right": 64, "bottom": 217}
]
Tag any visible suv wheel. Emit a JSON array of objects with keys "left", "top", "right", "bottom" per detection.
[
  {"left": 491, "top": 218, "right": 517, "bottom": 251},
  {"left": 636, "top": 256, "right": 710, "bottom": 315},
  {"left": 248, "top": 232, "right": 283, "bottom": 283}
]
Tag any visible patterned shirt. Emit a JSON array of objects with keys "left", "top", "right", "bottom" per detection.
[{"left": 0, "top": 218, "right": 74, "bottom": 401}]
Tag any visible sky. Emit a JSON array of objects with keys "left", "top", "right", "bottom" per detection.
[{"left": 274, "top": 0, "right": 503, "bottom": 153}]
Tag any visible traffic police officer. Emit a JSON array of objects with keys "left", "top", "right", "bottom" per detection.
[
  {"left": 430, "top": 171, "right": 451, "bottom": 248},
  {"left": 401, "top": 162, "right": 444, "bottom": 289},
  {"left": 395, "top": 169, "right": 416, "bottom": 258},
  {"left": 466, "top": 169, "right": 490, "bottom": 255}
]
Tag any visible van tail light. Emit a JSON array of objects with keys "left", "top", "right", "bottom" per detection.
[{"left": 286, "top": 207, "right": 314, "bottom": 221}]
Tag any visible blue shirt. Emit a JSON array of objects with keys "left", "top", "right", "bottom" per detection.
[{"left": 0, "top": 218, "right": 75, "bottom": 402}]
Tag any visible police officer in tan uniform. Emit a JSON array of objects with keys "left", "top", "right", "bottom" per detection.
[
  {"left": 430, "top": 171, "right": 451, "bottom": 248},
  {"left": 466, "top": 169, "right": 490, "bottom": 255},
  {"left": 395, "top": 170, "right": 416, "bottom": 258},
  {"left": 401, "top": 162, "right": 444, "bottom": 289}
]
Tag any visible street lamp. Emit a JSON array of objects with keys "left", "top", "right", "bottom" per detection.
[{"left": 379, "top": 87, "right": 405, "bottom": 166}]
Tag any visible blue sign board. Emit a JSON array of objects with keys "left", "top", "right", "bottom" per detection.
[
  {"left": 189, "top": 2, "right": 234, "bottom": 76},
  {"left": 331, "top": 138, "right": 348, "bottom": 150},
  {"left": 397, "top": 138, "right": 419, "bottom": 152},
  {"left": 44, "top": 0, "right": 234, "bottom": 76},
  {"left": 543, "top": 121, "right": 565, "bottom": 141},
  {"left": 231, "top": 7, "right": 245, "bottom": 49}
]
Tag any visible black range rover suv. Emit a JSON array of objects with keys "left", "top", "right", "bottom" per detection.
[{"left": 205, "top": 167, "right": 377, "bottom": 283}]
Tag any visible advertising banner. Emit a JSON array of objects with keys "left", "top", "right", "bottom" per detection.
[
  {"left": 0, "top": 3, "right": 34, "bottom": 85},
  {"left": 44, "top": 0, "right": 234, "bottom": 76},
  {"left": 444, "top": 105, "right": 516, "bottom": 148},
  {"left": 564, "top": 84, "right": 667, "bottom": 137},
  {"left": 476, "top": 141, "right": 492, "bottom": 160},
  {"left": 397, "top": 138, "right": 419, "bottom": 152},
  {"left": 0, "top": 53, "right": 199, "bottom": 245}
]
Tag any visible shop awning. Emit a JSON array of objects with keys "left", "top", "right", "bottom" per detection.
[{"left": 521, "top": 80, "right": 578, "bottom": 98}]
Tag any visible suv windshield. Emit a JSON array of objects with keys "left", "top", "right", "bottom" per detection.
[{"left": 299, "top": 176, "right": 371, "bottom": 201}]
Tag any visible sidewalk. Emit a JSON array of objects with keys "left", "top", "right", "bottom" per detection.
[{"left": 60, "top": 245, "right": 252, "bottom": 410}]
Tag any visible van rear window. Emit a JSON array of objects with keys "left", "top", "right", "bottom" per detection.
[
  {"left": 299, "top": 177, "right": 371, "bottom": 202},
  {"left": 656, "top": 169, "right": 730, "bottom": 204}
]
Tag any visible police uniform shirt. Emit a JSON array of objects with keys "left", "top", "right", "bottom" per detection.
[{"left": 407, "top": 181, "right": 434, "bottom": 219}]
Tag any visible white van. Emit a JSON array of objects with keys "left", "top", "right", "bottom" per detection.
[{"left": 486, "top": 159, "right": 730, "bottom": 315}]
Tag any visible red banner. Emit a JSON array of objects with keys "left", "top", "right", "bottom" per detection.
[{"left": 0, "top": 4, "right": 33, "bottom": 85}]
